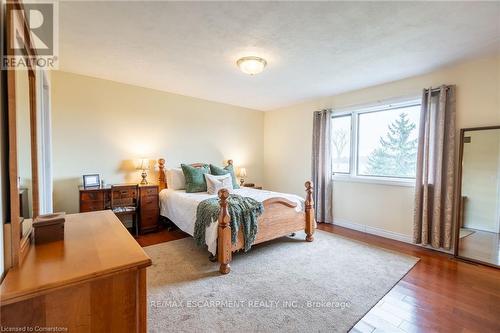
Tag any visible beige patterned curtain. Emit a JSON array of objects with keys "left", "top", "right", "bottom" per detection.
[
  {"left": 413, "top": 85, "right": 456, "bottom": 249},
  {"left": 312, "top": 110, "right": 333, "bottom": 223}
]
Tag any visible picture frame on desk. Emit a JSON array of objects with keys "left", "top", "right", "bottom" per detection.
[{"left": 83, "top": 174, "right": 100, "bottom": 188}]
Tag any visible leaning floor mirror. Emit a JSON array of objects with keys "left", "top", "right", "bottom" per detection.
[
  {"left": 455, "top": 126, "right": 500, "bottom": 268},
  {"left": 6, "top": 1, "right": 40, "bottom": 266}
]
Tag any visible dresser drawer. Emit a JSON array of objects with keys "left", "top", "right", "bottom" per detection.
[
  {"left": 80, "top": 201, "right": 105, "bottom": 212},
  {"left": 140, "top": 187, "right": 158, "bottom": 197},
  {"left": 81, "top": 191, "right": 104, "bottom": 201}
]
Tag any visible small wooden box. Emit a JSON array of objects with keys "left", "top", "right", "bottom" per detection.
[{"left": 33, "top": 212, "right": 66, "bottom": 244}]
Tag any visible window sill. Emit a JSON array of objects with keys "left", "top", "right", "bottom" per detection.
[{"left": 332, "top": 175, "right": 415, "bottom": 187}]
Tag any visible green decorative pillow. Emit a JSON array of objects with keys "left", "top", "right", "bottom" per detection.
[
  {"left": 209, "top": 164, "right": 240, "bottom": 189},
  {"left": 181, "top": 164, "right": 210, "bottom": 193}
]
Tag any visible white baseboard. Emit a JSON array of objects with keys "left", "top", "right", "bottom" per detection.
[{"left": 333, "top": 218, "right": 413, "bottom": 244}]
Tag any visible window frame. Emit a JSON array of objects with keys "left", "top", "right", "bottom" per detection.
[
  {"left": 331, "top": 113, "right": 353, "bottom": 175},
  {"left": 331, "top": 97, "right": 421, "bottom": 187}
]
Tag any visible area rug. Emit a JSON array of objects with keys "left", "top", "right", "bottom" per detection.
[{"left": 145, "top": 230, "right": 419, "bottom": 333}]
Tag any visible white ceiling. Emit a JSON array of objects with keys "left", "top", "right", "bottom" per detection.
[{"left": 59, "top": 1, "right": 500, "bottom": 111}]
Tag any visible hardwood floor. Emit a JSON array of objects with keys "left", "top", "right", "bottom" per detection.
[
  {"left": 137, "top": 223, "right": 500, "bottom": 333},
  {"left": 136, "top": 227, "right": 188, "bottom": 247},
  {"left": 319, "top": 224, "right": 500, "bottom": 333}
]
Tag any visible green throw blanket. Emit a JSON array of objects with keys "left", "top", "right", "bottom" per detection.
[{"left": 194, "top": 194, "right": 264, "bottom": 252}]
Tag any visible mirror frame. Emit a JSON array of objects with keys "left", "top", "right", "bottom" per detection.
[
  {"left": 6, "top": 0, "right": 40, "bottom": 266},
  {"left": 454, "top": 125, "right": 500, "bottom": 268}
]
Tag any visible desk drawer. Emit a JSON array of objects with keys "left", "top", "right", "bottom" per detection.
[
  {"left": 81, "top": 191, "right": 104, "bottom": 201},
  {"left": 140, "top": 212, "right": 159, "bottom": 231},
  {"left": 80, "top": 201, "right": 105, "bottom": 212},
  {"left": 140, "top": 195, "right": 158, "bottom": 210},
  {"left": 112, "top": 188, "right": 137, "bottom": 199},
  {"left": 140, "top": 187, "right": 158, "bottom": 197}
]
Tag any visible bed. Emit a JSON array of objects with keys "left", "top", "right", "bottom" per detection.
[{"left": 157, "top": 158, "right": 315, "bottom": 274}]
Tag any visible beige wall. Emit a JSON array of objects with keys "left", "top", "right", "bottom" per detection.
[
  {"left": 264, "top": 53, "right": 500, "bottom": 239},
  {"left": 52, "top": 71, "right": 264, "bottom": 213}
]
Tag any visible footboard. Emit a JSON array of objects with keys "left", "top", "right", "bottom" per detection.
[
  {"left": 231, "top": 198, "right": 304, "bottom": 250},
  {"left": 217, "top": 181, "right": 315, "bottom": 274}
]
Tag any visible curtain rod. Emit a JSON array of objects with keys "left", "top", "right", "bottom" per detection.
[{"left": 427, "top": 85, "right": 449, "bottom": 93}]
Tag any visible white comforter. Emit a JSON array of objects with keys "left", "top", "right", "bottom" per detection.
[{"left": 159, "top": 188, "right": 304, "bottom": 255}]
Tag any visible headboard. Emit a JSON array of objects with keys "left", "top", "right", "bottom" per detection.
[{"left": 157, "top": 158, "right": 233, "bottom": 191}]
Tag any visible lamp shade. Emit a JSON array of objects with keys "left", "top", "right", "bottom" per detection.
[
  {"left": 238, "top": 167, "right": 247, "bottom": 178},
  {"left": 137, "top": 158, "right": 149, "bottom": 170}
]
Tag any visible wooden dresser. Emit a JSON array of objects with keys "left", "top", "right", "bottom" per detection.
[
  {"left": 79, "top": 184, "right": 160, "bottom": 234},
  {"left": 0, "top": 210, "right": 152, "bottom": 332}
]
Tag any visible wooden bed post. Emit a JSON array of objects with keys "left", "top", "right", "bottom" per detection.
[
  {"left": 305, "top": 181, "right": 315, "bottom": 242},
  {"left": 217, "top": 189, "right": 232, "bottom": 274},
  {"left": 158, "top": 158, "right": 166, "bottom": 190}
]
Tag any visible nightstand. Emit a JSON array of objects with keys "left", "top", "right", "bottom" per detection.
[
  {"left": 139, "top": 184, "right": 159, "bottom": 234},
  {"left": 243, "top": 184, "right": 263, "bottom": 190}
]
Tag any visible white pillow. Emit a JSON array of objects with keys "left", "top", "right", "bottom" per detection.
[
  {"left": 166, "top": 168, "right": 186, "bottom": 190},
  {"left": 205, "top": 174, "right": 233, "bottom": 195}
]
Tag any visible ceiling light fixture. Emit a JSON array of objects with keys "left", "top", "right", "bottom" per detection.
[{"left": 236, "top": 56, "right": 267, "bottom": 75}]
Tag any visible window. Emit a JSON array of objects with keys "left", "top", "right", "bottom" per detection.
[
  {"left": 358, "top": 104, "right": 420, "bottom": 178},
  {"left": 331, "top": 99, "right": 421, "bottom": 184},
  {"left": 331, "top": 115, "right": 351, "bottom": 174}
]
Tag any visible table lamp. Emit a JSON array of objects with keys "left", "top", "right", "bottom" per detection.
[
  {"left": 238, "top": 167, "right": 247, "bottom": 186},
  {"left": 137, "top": 158, "right": 150, "bottom": 185}
]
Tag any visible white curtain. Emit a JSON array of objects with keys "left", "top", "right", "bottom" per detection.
[{"left": 37, "top": 70, "right": 53, "bottom": 214}]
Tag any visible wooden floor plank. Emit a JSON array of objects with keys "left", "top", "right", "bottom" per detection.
[
  {"left": 352, "top": 320, "right": 375, "bottom": 333},
  {"left": 363, "top": 312, "right": 405, "bottom": 333},
  {"left": 135, "top": 226, "right": 188, "bottom": 247}
]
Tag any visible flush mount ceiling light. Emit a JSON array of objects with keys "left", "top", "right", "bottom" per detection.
[{"left": 236, "top": 56, "right": 267, "bottom": 75}]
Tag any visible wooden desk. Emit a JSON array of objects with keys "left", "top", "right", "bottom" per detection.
[
  {"left": 0, "top": 210, "right": 152, "bottom": 332},
  {"left": 78, "top": 184, "right": 112, "bottom": 212},
  {"left": 79, "top": 184, "right": 160, "bottom": 234}
]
